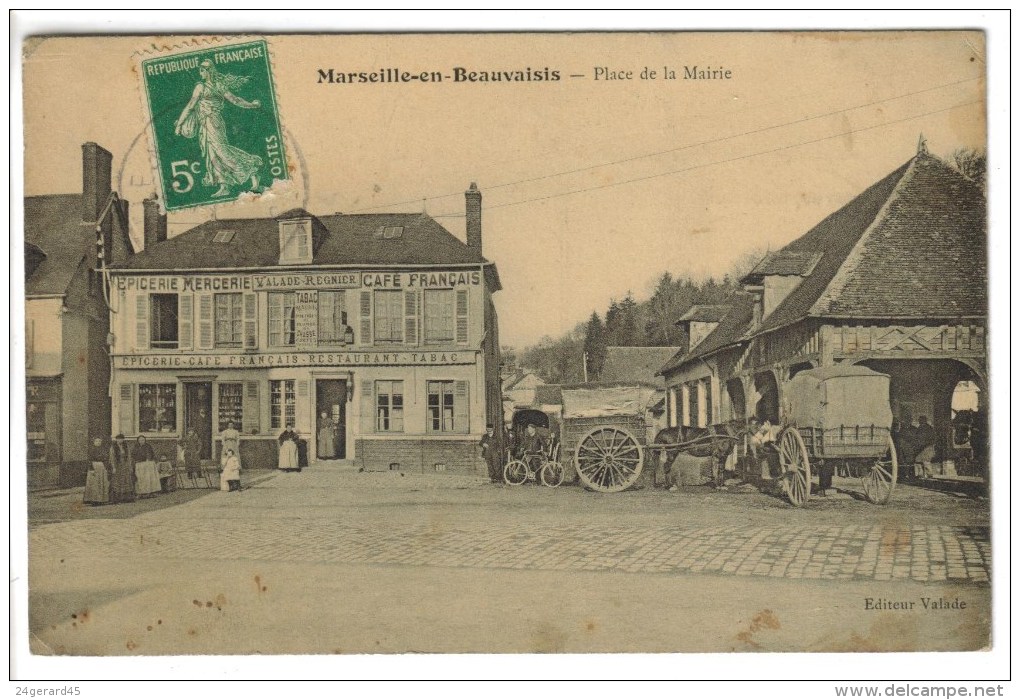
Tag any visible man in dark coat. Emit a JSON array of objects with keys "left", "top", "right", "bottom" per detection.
[{"left": 480, "top": 425, "right": 503, "bottom": 483}]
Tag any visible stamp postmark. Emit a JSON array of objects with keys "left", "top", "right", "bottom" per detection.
[{"left": 139, "top": 39, "right": 287, "bottom": 211}]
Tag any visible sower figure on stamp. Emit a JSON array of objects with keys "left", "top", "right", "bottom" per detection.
[{"left": 174, "top": 59, "right": 263, "bottom": 197}]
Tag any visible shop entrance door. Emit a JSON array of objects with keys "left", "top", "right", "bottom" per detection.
[
  {"left": 185, "top": 382, "right": 213, "bottom": 460},
  {"left": 315, "top": 379, "right": 347, "bottom": 460}
]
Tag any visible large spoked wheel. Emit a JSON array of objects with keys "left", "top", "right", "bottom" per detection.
[
  {"left": 574, "top": 426, "right": 644, "bottom": 493},
  {"left": 540, "top": 461, "right": 565, "bottom": 488},
  {"left": 863, "top": 435, "right": 898, "bottom": 505},
  {"left": 778, "top": 427, "right": 811, "bottom": 507},
  {"left": 503, "top": 459, "right": 529, "bottom": 486}
]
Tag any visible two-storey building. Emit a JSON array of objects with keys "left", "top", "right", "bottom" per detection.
[
  {"left": 107, "top": 184, "right": 502, "bottom": 473},
  {"left": 25, "top": 143, "right": 134, "bottom": 487}
]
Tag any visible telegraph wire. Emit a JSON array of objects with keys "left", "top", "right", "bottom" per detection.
[
  {"left": 428, "top": 98, "right": 981, "bottom": 217},
  {"left": 346, "top": 74, "right": 981, "bottom": 214}
]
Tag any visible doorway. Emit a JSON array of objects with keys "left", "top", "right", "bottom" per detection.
[
  {"left": 315, "top": 379, "right": 347, "bottom": 460},
  {"left": 185, "top": 382, "right": 213, "bottom": 460}
]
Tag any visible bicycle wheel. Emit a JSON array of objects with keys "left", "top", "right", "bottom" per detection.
[
  {"left": 540, "top": 461, "right": 565, "bottom": 488},
  {"left": 503, "top": 459, "right": 529, "bottom": 486}
]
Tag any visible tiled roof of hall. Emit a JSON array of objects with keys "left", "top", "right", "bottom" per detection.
[
  {"left": 744, "top": 151, "right": 986, "bottom": 337},
  {"left": 112, "top": 209, "right": 494, "bottom": 271},
  {"left": 658, "top": 292, "right": 756, "bottom": 376}
]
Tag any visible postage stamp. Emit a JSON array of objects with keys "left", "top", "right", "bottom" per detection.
[{"left": 139, "top": 39, "right": 287, "bottom": 211}]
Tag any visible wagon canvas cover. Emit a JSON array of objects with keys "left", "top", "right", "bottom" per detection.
[
  {"left": 561, "top": 385, "right": 656, "bottom": 419},
  {"left": 785, "top": 365, "right": 893, "bottom": 430}
]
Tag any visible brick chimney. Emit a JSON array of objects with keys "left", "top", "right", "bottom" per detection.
[
  {"left": 143, "top": 193, "right": 168, "bottom": 249},
  {"left": 465, "top": 182, "right": 482, "bottom": 252},
  {"left": 81, "top": 142, "right": 112, "bottom": 224}
]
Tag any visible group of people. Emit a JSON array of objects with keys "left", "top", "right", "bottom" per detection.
[
  {"left": 83, "top": 434, "right": 165, "bottom": 505},
  {"left": 82, "top": 424, "right": 247, "bottom": 505},
  {"left": 479, "top": 423, "right": 554, "bottom": 483},
  {"left": 893, "top": 415, "right": 937, "bottom": 479}
]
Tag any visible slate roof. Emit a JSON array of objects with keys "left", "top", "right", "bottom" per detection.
[
  {"left": 659, "top": 292, "right": 755, "bottom": 375},
  {"left": 114, "top": 210, "right": 492, "bottom": 271},
  {"left": 658, "top": 151, "right": 986, "bottom": 377},
  {"left": 676, "top": 305, "right": 730, "bottom": 323},
  {"left": 601, "top": 346, "right": 681, "bottom": 386},
  {"left": 752, "top": 153, "right": 986, "bottom": 335},
  {"left": 24, "top": 194, "right": 90, "bottom": 296}
]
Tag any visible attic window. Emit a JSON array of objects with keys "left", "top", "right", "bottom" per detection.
[
  {"left": 382, "top": 226, "right": 404, "bottom": 239},
  {"left": 279, "top": 220, "right": 312, "bottom": 264},
  {"left": 213, "top": 230, "right": 236, "bottom": 244}
]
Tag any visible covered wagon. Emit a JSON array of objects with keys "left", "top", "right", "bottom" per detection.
[{"left": 773, "top": 365, "right": 898, "bottom": 506}]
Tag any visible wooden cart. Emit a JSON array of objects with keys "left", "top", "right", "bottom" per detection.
[{"left": 770, "top": 365, "right": 899, "bottom": 506}]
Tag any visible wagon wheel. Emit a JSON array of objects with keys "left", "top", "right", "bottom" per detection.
[
  {"left": 778, "top": 428, "right": 811, "bottom": 507},
  {"left": 863, "top": 435, "right": 898, "bottom": 505},
  {"left": 540, "top": 461, "right": 565, "bottom": 488},
  {"left": 574, "top": 426, "right": 644, "bottom": 493},
  {"left": 503, "top": 459, "right": 529, "bottom": 486}
]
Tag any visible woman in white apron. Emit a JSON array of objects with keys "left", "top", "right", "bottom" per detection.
[{"left": 278, "top": 425, "right": 299, "bottom": 471}]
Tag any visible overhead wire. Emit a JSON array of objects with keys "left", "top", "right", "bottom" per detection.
[{"left": 346, "top": 74, "right": 982, "bottom": 214}]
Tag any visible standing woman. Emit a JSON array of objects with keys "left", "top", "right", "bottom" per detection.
[
  {"left": 317, "top": 411, "right": 336, "bottom": 460},
  {"left": 278, "top": 424, "right": 300, "bottom": 472},
  {"left": 132, "top": 435, "right": 161, "bottom": 497},
  {"left": 109, "top": 434, "right": 135, "bottom": 503},
  {"left": 83, "top": 437, "right": 111, "bottom": 506}
]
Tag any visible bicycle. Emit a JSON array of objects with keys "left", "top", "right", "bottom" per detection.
[{"left": 503, "top": 442, "right": 565, "bottom": 488}]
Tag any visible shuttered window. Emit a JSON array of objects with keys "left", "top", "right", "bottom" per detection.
[
  {"left": 359, "top": 291, "right": 372, "bottom": 346},
  {"left": 214, "top": 293, "right": 243, "bottom": 347},
  {"left": 197, "top": 294, "right": 214, "bottom": 349},
  {"left": 424, "top": 290, "right": 454, "bottom": 344},
  {"left": 243, "top": 293, "right": 258, "bottom": 349},
  {"left": 268, "top": 292, "right": 297, "bottom": 347},
  {"left": 178, "top": 294, "right": 193, "bottom": 350},
  {"left": 403, "top": 291, "right": 419, "bottom": 346},
  {"left": 242, "top": 381, "right": 260, "bottom": 435},
  {"left": 150, "top": 294, "right": 179, "bottom": 349},
  {"left": 318, "top": 291, "right": 347, "bottom": 344},
  {"left": 373, "top": 290, "right": 403, "bottom": 343}
]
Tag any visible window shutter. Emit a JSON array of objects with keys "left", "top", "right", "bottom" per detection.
[
  {"left": 360, "top": 379, "right": 375, "bottom": 434},
  {"left": 404, "top": 290, "right": 419, "bottom": 346},
  {"left": 242, "top": 381, "right": 260, "bottom": 435},
  {"left": 456, "top": 289, "right": 469, "bottom": 345},
  {"left": 244, "top": 292, "right": 258, "bottom": 349},
  {"left": 135, "top": 295, "right": 148, "bottom": 350},
  {"left": 119, "top": 383, "right": 135, "bottom": 436},
  {"left": 359, "top": 291, "right": 372, "bottom": 346},
  {"left": 454, "top": 380, "right": 469, "bottom": 434},
  {"left": 178, "top": 294, "right": 193, "bottom": 350},
  {"left": 198, "top": 293, "right": 214, "bottom": 349}
]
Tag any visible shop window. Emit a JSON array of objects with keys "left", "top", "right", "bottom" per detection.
[
  {"left": 373, "top": 290, "right": 403, "bottom": 343},
  {"left": 215, "top": 293, "right": 244, "bottom": 347},
  {"left": 318, "top": 291, "right": 349, "bottom": 344},
  {"left": 150, "top": 294, "right": 179, "bottom": 349},
  {"left": 270, "top": 379, "right": 296, "bottom": 430},
  {"left": 218, "top": 383, "right": 244, "bottom": 432},
  {"left": 138, "top": 384, "right": 177, "bottom": 434},
  {"left": 269, "top": 292, "right": 296, "bottom": 346},
  {"left": 424, "top": 289, "right": 455, "bottom": 344},
  {"left": 375, "top": 380, "right": 404, "bottom": 432}
]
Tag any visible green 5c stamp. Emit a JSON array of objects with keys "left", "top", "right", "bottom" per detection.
[{"left": 140, "top": 39, "right": 287, "bottom": 211}]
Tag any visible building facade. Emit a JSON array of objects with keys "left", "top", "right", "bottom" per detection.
[
  {"left": 107, "top": 185, "right": 502, "bottom": 473},
  {"left": 660, "top": 147, "right": 987, "bottom": 473},
  {"left": 25, "top": 143, "right": 134, "bottom": 487}
]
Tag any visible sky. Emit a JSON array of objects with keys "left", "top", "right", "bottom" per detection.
[{"left": 21, "top": 31, "right": 986, "bottom": 348}]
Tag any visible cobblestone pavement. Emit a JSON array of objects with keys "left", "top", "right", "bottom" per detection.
[{"left": 28, "top": 471, "right": 991, "bottom": 585}]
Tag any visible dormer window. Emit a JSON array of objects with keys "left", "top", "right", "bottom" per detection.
[
  {"left": 279, "top": 219, "right": 312, "bottom": 265},
  {"left": 382, "top": 226, "right": 403, "bottom": 239},
  {"left": 213, "top": 230, "right": 236, "bottom": 244}
]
